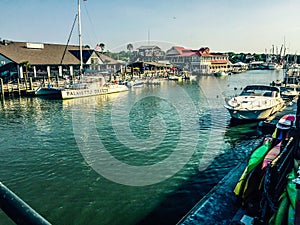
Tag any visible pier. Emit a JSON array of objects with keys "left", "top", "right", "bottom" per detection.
[{"left": 0, "top": 78, "right": 37, "bottom": 98}]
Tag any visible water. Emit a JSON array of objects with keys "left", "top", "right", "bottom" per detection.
[{"left": 0, "top": 70, "right": 293, "bottom": 225}]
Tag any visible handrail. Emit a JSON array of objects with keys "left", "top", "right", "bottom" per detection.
[{"left": 0, "top": 182, "right": 51, "bottom": 225}]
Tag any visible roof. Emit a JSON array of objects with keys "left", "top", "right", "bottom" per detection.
[
  {"left": 137, "top": 45, "right": 161, "bottom": 50},
  {"left": 166, "top": 46, "right": 227, "bottom": 58},
  {"left": 95, "top": 52, "right": 121, "bottom": 65},
  {"left": 211, "top": 60, "right": 229, "bottom": 64},
  {"left": 0, "top": 41, "right": 89, "bottom": 65}
]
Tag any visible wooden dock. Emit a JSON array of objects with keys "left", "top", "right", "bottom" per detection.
[{"left": 0, "top": 78, "right": 38, "bottom": 99}]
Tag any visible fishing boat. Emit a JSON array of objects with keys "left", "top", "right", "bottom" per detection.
[
  {"left": 224, "top": 85, "right": 285, "bottom": 120},
  {"left": 35, "top": 0, "right": 128, "bottom": 100}
]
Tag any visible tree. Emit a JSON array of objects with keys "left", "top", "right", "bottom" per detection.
[
  {"left": 20, "top": 61, "right": 31, "bottom": 89},
  {"left": 127, "top": 43, "right": 133, "bottom": 52},
  {"left": 98, "top": 43, "right": 105, "bottom": 53}
]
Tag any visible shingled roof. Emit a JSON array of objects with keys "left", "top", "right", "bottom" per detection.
[{"left": 0, "top": 41, "right": 90, "bottom": 65}]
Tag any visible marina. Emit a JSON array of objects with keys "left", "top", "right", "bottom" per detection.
[
  {"left": 2, "top": 1, "right": 300, "bottom": 224},
  {"left": 0, "top": 69, "right": 296, "bottom": 225}
]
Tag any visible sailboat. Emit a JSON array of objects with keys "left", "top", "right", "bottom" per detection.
[{"left": 35, "top": 0, "right": 128, "bottom": 99}]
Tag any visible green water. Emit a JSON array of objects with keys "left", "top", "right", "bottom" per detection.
[{"left": 0, "top": 70, "right": 287, "bottom": 225}]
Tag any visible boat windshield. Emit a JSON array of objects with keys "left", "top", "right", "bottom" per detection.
[
  {"left": 240, "top": 86, "right": 279, "bottom": 97},
  {"left": 240, "top": 89, "right": 271, "bottom": 96},
  {"left": 286, "top": 87, "right": 296, "bottom": 91}
]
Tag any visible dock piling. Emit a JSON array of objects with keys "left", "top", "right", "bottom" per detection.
[{"left": 0, "top": 78, "right": 4, "bottom": 99}]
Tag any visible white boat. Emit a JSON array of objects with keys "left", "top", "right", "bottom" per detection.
[
  {"left": 267, "top": 62, "right": 283, "bottom": 70},
  {"left": 188, "top": 75, "right": 197, "bottom": 80},
  {"left": 145, "top": 78, "right": 163, "bottom": 85},
  {"left": 126, "top": 80, "right": 144, "bottom": 88},
  {"left": 35, "top": 0, "right": 128, "bottom": 100},
  {"left": 36, "top": 77, "right": 128, "bottom": 99},
  {"left": 168, "top": 75, "right": 182, "bottom": 81},
  {"left": 280, "top": 85, "right": 299, "bottom": 100},
  {"left": 224, "top": 85, "right": 285, "bottom": 120},
  {"left": 214, "top": 71, "right": 228, "bottom": 77}
]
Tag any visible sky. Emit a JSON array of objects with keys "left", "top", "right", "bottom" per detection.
[{"left": 1, "top": 0, "right": 300, "bottom": 54}]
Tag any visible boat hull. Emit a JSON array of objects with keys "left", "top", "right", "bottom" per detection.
[
  {"left": 225, "top": 102, "right": 284, "bottom": 120},
  {"left": 35, "top": 87, "right": 63, "bottom": 97},
  {"left": 61, "top": 85, "right": 128, "bottom": 99}
]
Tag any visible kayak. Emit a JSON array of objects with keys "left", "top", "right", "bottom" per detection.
[
  {"left": 261, "top": 141, "right": 282, "bottom": 170},
  {"left": 234, "top": 137, "right": 272, "bottom": 197}
]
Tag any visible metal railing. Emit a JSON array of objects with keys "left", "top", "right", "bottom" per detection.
[{"left": 0, "top": 182, "right": 51, "bottom": 225}]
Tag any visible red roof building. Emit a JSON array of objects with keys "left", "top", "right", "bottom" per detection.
[{"left": 165, "top": 46, "right": 230, "bottom": 74}]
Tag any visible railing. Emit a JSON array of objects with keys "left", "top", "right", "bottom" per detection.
[{"left": 0, "top": 182, "right": 51, "bottom": 225}]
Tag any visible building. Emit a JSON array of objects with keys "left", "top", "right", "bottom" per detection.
[
  {"left": 165, "top": 46, "right": 230, "bottom": 74},
  {"left": 0, "top": 40, "right": 122, "bottom": 83},
  {"left": 135, "top": 45, "right": 165, "bottom": 62}
]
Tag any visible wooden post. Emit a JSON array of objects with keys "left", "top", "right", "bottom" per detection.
[
  {"left": 29, "top": 77, "right": 33, "bottom": 90},
  {"left": 0, "top": 78, "right": 4, "bottom": 99},
  {"left": 17, "top": 78, "right": 21, "bottom": 95},
  {"left": 24, "top": 73, "right": 28, "bottom": 91},
  {"left": 56, "top": 74, "right": 59, "bottom": 87}
]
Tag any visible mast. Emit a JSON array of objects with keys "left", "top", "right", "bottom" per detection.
[{"left": 78, "top": 0, "right": 83, "bottom": 75}]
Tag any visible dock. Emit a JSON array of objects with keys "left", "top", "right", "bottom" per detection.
[
  {"left": 178, "top": 98, "right": 300, "bottom": 225},
  {"left": 0, "top": 78, "right": 37, "bottom": 98}
]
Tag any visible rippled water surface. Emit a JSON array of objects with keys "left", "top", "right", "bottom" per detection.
[{"left": 0, "top": 70, "right": 292, "bottom": 225}]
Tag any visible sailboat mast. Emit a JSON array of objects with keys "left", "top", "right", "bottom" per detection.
[{"left": 78, "top": 0, "right": 83, "bottom": 75}]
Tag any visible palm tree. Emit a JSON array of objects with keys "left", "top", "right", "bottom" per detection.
[
  {"left": 20, "top": 61, "right": 31, "bottom": 89},
  {"left": 127, "top": 43, "right": 134, "bottom": 62},
  {"left": 127, "top": 43, "right": 133, "bottom": 52},
  {"left": 99, "top": 43, "right": 105, "bottom": 53}
]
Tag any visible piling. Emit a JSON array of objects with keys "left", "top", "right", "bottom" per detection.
[
  {"left": 0, "top": 78, "right": 4, "bottom": 99},
  {"left": 17, "top": 78, "right": 21, "bottom": 95},
  {"left": 29, "top": 77, "right": 33, "bottom": 90}
]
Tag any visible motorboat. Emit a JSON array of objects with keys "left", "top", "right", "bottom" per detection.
[
  {"left": 214, "top": 71, "right": 228, "bottom": 77},
  {"left": 224, "top": 85, "right": 285, "bottom": 120},
  {"left": 280, "top": 85, "right": 299, "bottom": 100}
]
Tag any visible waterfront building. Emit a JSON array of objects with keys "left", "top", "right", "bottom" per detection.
[
  {"left": 135, "top": 45, "right": 165, "bottom": 62},
  {"left": 165, "top": 46, "right": 230, "bottom": 74},
  {"left": 0, "top": 40, "right": 121, "bottom": 82}
]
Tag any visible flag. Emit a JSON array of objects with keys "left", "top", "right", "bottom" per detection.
[{"left": 94, "top": 45, "right": 100, "bottom": 51}]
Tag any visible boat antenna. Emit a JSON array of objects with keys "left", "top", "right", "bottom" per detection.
[{"left": 78, "top": 0, "right": 83, "bottom": 76}]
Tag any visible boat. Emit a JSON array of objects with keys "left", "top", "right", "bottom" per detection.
[
  {"left": 214, "top": 71, "right": 228, "bottom": 77},
  {"left": 35, "top": 0, "right": 128, "bottom": 100},
  {"left": 126, "top": 79, "right": 144, "bottom": 88},
  {"left": 145, "top": 78, "right": 163, "bottom": 85},
  {"left": 168, "top": 75, "right": 182, "bottom": 81},
  {"left": 267, "top": 62, "right": 283, "bottom": 70},
  {"left": 224, "top": 85, "right": 285, "bottom": 120},
  {"left": 35, "top": 74, "right": 128, "bottom": 100},
  {"left": 280, "top": 85, "right": 299, "bottom": 100}
]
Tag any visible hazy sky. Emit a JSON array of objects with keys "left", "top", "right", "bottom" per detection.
[{"left": 1, "top": 0, "right": 300, "bottom": 54}]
